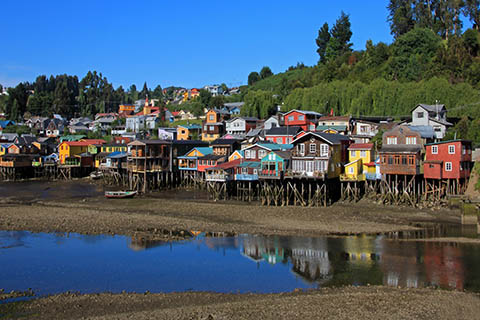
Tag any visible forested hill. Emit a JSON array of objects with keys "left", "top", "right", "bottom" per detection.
[{"left": 241, "top": 2, "right": 480, "bottom": 130}]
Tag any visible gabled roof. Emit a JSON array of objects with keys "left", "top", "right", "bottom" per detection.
[
  {"left": 284, "top": 109, "right": 322, "bottom": 117},
  {"left": 246, "top": 128, "right": 264, "bottom": 137},
  {"left": 344, "top": 159, "right": 361, "bottom": 167},
  {"left": 415, "top": 104, "right": 446, "bottom": 114},
  {"left": 270, "top": 150, "right": 291, "bottom": 160},
  {"left": 244, "top": 143, "right": 293, "bottom": 152},
  {"left": 265, "top": 126, "right": 302, "bottom": 136},
  {"left": 238, "top": 161, "right": 261, "bottom": 168},
  {"left": 179, "top": 147, "right": 213, "bottom": 158},
  {"left": 206, "top": 159, "right": 242, "bottom": 171},
  {"left": 178, "top": 124, "right": 202, "bottom": 130},
  {"left": 291, "top": 131, "right": 351, "bottom": 145},
  {"left": 348, "top": 143, "right": 373, "bottom": 150}
]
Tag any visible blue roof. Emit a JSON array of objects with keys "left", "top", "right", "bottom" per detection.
[
  {"left": 0, "top": 120, "right": 15, "bottom": 128},
  {"left": 256, "top": 143, "right": 293, "bottom": 151},
  {"left": 106, "top": 151, "right": 127, "bottom": 158},
  {"left": 408, "top": 125, "right": 434, "bottom": 139},
  {"left": 238, "top": 161, "right": 261, "bottom": 168},
  {"left": 178, "top": 147, "right": 213, "bottom": 159},
  {"left": 178, "top": 124, "right": 202, "bottom": 130}
]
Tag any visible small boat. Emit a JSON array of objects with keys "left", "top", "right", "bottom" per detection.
[
  {"left": 105, "top": 190, "right": 137, "bottom": 199},
  {"left": 90, "top": 171, "right": 103, "bottom": 180}
]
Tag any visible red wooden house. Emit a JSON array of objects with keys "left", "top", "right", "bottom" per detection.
[
  {"left": 424, "top": 140, "right": 472, "bottom": 180},
  {"left": 281, "top": 110, "right": 322, "bottom": 131},
  {"left": 197, "top": 154, "right": 226, "bottom": 172},
  {"left": 264, "top": 126, "right": 302, "bottom": 144}
]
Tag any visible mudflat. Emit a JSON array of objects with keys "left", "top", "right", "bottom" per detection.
[
  {"left": 2, "top": 286, "right": 479, "bottom": 320},
  {"left": 0, "top": 195, "right": 461, "bottom": 238}
]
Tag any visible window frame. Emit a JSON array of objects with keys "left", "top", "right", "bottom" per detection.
[{"left": 445, "top": 162, "right": 452, "bottom": 171}]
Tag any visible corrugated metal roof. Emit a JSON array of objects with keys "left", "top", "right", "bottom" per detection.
[{"left": 407, "top": 125, "right": 434, "bottom": 139}]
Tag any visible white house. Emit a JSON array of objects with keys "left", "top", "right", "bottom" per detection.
[
  {"left": 126, "top": 115, "right": 146, "bottom": 133},
  {"left": 264, "top": 115, "right": 280, "bottom": 130},
  {"left": 408, "top": 104, "right": 452, "bottom": 140},
  {"left": 225, "top": 117, "right": 258, "bottom": 135}
]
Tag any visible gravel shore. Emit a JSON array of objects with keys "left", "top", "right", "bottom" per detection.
[{"left": 2, "top": 286, "right": 479, "bottom": 320}]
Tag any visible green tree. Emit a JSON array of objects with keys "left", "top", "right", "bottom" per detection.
[
  {"left": 139, "top": 82, "right": 149, "bottom": 99},
  {"left": 463, "top": 28, "right": 480, "bottom": 55},
  {"left": 463, "top": 0, "right": 480, "bottom": 30},
  {"left": 325, "top": 11, "right": 353, "bottom": 61},
  {"left": 260, "top": 66, "right": 274, "bottom": 79},
  {"left": 316, "top": 22, "right": 331, "bottom": 63},
  {"left": 248, "top": 72, "right": 261, "bottom": 85},
  {"left": 199, "top": 89, "right": 212, "bottom": 107},
  {"left": 387, "top": 0, "right": 415, "bottom": 38}
]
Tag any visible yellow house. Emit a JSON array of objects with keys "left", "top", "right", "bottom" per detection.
[
  {"left": 228, "top": 150, "right": 244, "bottom": 162},
  {"left": 341, "top": 143, "right": 376, "bottom": 181},
  {"left": 0, "top": 143, "right": 11, "bottom": 156},
  {"left": 58, "top": 141, "right": 90, "bottom": 165},
  {"left": 177, "top": 124, "right": 202, "bottom": 141},
  {"left": 202, "top": 109, "right": 227, "bottom": 142},
  {"left": 101, "top": 144, "right": 128, "bottom": 153}
]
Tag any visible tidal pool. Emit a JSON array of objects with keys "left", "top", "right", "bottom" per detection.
[{"left": 0, "top": 229, "right": 479, "bottom": 296}]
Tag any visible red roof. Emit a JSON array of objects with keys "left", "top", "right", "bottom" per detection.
[
  {"left": 80, "top": 139, "right": 107, "bottom": 145},
  {"left": 207, "top": 159, "right": 242, "bottom": 170},
  {"left": 349, "top": 143, "right": 373, "bottom": 150},
  {"left": 63, "top": 141, "right": 91, "bottom": 147},
  {"left": 172, "top": 111, "right": 180, "bottom": 116},
  {"left": 364, "top": 162, "right": 376, "bottom": 167}
]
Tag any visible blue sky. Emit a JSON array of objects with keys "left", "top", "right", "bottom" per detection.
[{"left": 0, "top": 1, "right": 464, "bottom": 90}]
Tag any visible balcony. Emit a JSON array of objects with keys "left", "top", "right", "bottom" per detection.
[
  {"left": 259, "top": 169, "right": 283, "bottom": 180},
  {"left": 234, "top": 173, "right": 258, "bottom": 181},
  {"left": 205, "top": 173, "right": 233, "bottom": 182}
]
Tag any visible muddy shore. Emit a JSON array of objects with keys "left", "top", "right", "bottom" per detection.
[
  {"left": 2, "top": 286, "right": 479, "bottom": 320},
  {"left": 1, "top": 181, "right": 477, "bottom": 319},
  {"left": 0, "top": 194, "right": 462, "bottom": 239}
]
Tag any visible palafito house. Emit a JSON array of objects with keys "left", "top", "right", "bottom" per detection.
[
  {"left": 178, "top": 147, "right": 213, "bottom": 171},
  {"left": 177, "top": 124, "right": 202, "bottom": 140},
  {"left": 201, "top": 109, "right": 229, "bottom": 142},
  {"left": 59, "top": 139, "right": 106, "bottom": 165},
  {"left": 228, "top": 149, "right": 244, "bottom": 162},
  {"left": 342, "top": 143, "right": 376, "bottom": 181}
]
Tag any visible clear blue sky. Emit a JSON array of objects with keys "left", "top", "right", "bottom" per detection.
[{"left": 0, "top": 0, "right": 447, "bottom": 90}]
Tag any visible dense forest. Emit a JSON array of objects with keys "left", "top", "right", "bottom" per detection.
[{"left": 240, "top": 1, "right": 480, "bottom": 144}]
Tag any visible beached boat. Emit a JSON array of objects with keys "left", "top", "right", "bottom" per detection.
[
  {"left": 90, "top": 171, "right": 103, "bottom": 180},
  {"left": 105, "top": 190, "right": 137, "bottom": 199}
]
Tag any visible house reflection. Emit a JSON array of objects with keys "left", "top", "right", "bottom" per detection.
[{"left": 424, "top": 242, "right": 464, "bottom": 290}]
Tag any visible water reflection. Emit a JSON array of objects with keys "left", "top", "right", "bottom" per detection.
[{"left": 1, "top": 230, "right": 479, "bottom": 295}]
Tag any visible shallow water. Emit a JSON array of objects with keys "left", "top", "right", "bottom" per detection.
[{"left": 0, "top": 230, "right": 479, "bottom": 296}]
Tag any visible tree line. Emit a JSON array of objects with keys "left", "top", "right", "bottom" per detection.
[{"left": 0, "top": 71, "right": 165, "bottom": 120}]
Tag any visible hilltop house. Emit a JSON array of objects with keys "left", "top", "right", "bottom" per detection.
[
  {"left": 225, "top": 117, "right": 258, "bottom": 136},
  {"left": 407, "top": 104, "right": 452, "bottom": 140}
]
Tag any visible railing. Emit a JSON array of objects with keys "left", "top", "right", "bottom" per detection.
[
  {"left": 259, "top": 170, "right": 283, "bottom": 179},
  {"left": 285, "top": 170, "right": 326, "bottom": 179},
  {"left": 234, "top": 173, "right": 258, "bottom": 181},
  {"left": 205, "top": 173, "right": 233, "bottom": 182}
]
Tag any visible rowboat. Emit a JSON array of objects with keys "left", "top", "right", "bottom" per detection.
[{"left": 105, "top": 191, "right": 137, "bottom": 199}]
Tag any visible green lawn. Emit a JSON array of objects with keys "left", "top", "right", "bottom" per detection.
[{"left": 169, "top": 119, "right": 203, "bottom": 127}]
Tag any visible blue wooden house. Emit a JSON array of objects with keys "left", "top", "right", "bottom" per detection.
[{"left": 259, "top": 150, "right": 290, "bottom": 179}]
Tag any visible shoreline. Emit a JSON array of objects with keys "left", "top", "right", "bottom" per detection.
[
  {"left": 0, "top": 194, "right": 464, "bottom": 240},
  {"left": 2, "top": 286, "right": 479, "bottom": 320}
]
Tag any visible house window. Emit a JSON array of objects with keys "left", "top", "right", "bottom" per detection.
[
  {"left": 251, "top": 150, "right": 256, "bottom": 159},
  {"left": 417, "top": 112, "right": 424, "bottom": 118},
  {"left": 298, "top": 115, "right": 304, "bottom": 121},
  {"left": 209, "top": 115, "right": 214, "bottom": 121},
  {"left": 288, "top": 116, "right": 294, "bottom": 122},
  {"left": 276, "top": 137, "right": 282, "bottom": 144},
  {"left": 320, "top": 144, "right": 329, "bottom": 157},
  {"left": 448, "top": 145, "right": 455, "bottom": 154},
  {"left": 406, "top": 136, "right": 416, "bottom": 144},
  {"left": 462, "top": 145, "right": 466, "bottom": 155},
  {"left": 388, "top": 156, "right": 393, "bottom": 165},
  {"left": 204, "top": 126, "right": 207, "bottom": 131},
  {"left": 360, "top": 150, "right": 366, "bottom": 158},
  {"left": 245, "top": 150, "right": 251, "bottom": 159},
  {"left": 351, "top": 150, "right": 356, "bottom": 157},
  {"left": 299, "top": 144, "right": 305, "bottom": 156},
  {"left": 258, "top": 150, "right": 266, "bottom": 159},
  {"left": 401, "top": 156, "right": 407, "bottom": 165},
  {"left": 445, "top": 162, "right": 452, "bottom": 171},
  {"left": 408, "top": 156, "right": 415, "bottom": 165},
  {"left": 310, "top": 143, "right": 316, "bottom": 153},
  {"left": 431, "top": 146, "right": 438, "bottom": 154},
  {"left": 209, "top": 126, "right": 214, "bottom": 131},
  {"left": 387, "top": 137, "right": 397, "bottom": 145},
  {"left": 348, "top": 166, "right": 354, "bottom": 174}
]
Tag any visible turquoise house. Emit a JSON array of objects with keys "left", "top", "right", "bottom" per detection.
[{"left": 259, "top": 150, "right": 290, "bottom": 179}]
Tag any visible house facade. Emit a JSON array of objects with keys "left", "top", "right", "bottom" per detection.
[
  {"left": 409, "top": 104, "right": 452, "bottom": 140},
  {"left": 282, "top": 110, "right": 322, "bottom": 131},
  {"left": 289, "top": 132, "right": 350, "bottom": 179},
  {"left": 424, "top": 140, "right": 472, "bottom": 180},
  {"left": 265, "top": 126, "right": 302, "bottom": 144},
  {"left": 379, "top": 126, "right": 423, "bottom": 176},
  {"left": 177, "top": 124, "right": 202, "bottom": 140},
  {"left": 259, "top": 151, "right": 290, "bottom": 180},
  {"left": 341, "top": 143, "right": 376, "bottom": 181},
  {"left": 225, "top": 117, "right": 258, "bottom": 135},
  {"left": 202, "top": 109, "right": 229, "bottom": 142},
  {"left": 316, "top": 116, "right": 352, "bottom": 135}
]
